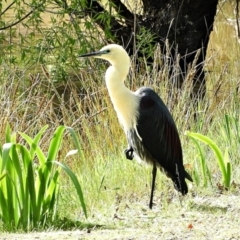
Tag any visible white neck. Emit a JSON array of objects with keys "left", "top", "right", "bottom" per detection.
[{"left": 105, "top": 65, "right": 139, "bottom": 131}]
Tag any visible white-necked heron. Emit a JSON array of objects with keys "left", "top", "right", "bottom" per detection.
[{"left": 80, "top": 44, "right": 192, "bottom": 209}]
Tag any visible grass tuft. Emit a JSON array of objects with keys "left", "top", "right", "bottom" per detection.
[{"left": 0, "top": 124, "right": 87, "bottom": 231}]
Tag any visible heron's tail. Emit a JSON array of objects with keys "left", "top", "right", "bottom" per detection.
[{"left": 173, "top": 169, "right": 193, "bottom": 196}]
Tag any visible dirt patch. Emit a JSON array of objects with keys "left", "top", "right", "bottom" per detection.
[{"left": 1, "top": 194, "right": 240, "bottom": 240}]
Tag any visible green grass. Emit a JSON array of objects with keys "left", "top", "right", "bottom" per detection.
[
  {"left": 0, "top": 124, "right": 87, "bottom": 231},
  {"left": 0, "top": 0, "right": 240, "bottom": 233}
]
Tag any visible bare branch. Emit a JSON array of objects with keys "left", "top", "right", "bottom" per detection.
[
  {"left": 236, "top": 0, "right": 240, "bottom": 39},
  {"left": 0, "top": 1, "right": 15, "bottom": 17},
  {"left": 83, "top": 0, "right": 134, "bottom": 44},
  {"left": 0, "top": 9, "right": 34, "bottom": 30}
]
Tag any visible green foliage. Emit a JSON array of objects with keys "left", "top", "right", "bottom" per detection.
[
  {"left": 0, "top": 124, "right": 87, "bottom": 231},
  {"left": 136, "top": 27, "right": 157, "bottom": 59},
  {"left": 186, "top": 131, "right": 232, "bottom": 189},
  {"left": 0, "top": 0, "right": 95, "bottom": 84}
]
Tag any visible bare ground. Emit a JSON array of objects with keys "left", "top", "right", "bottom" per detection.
[{"left": 1, "top": 193, "right": 240, "bottom": 240}]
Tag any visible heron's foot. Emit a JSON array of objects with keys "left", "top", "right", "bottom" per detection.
[{"left": 124, "top": 147, "right": 134, "bottom": 160}]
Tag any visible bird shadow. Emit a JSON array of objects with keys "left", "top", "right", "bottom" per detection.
[{"left": 188, "top": 201, "right": 228, "bottom": 213}]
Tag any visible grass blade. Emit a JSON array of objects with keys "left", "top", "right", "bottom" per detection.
[
  {"left": 53, "top": 161, "right": 87, "bottom": 218},
  {"left": 47, "top": 126, "right": 65, "bottom": 162},
  {"left": 1, "top": 143, "right": 13, "bottom": 172},
  {"left": 19, "top": 125, "right": 48, "bottom": 163},
  {"left": 186, "top": 131, "right": 231, "bottom": 188},
  {"left": 66, "top": 127, "right": 85, "bottom": 160},
  {"left": 188, "top": 136, "right": 211, "bottom": 187}
]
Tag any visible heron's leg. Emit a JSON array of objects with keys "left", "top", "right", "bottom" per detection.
[
  {"left": 149, "top": 163, "right": 157, "bottom": 209},
  {"left": 124, "top": 147, "right": 134, "bottom": 160}
]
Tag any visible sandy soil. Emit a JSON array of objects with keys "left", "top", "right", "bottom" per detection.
[{"left": 1, "top": 194, "right": 240, "bottom": 240}]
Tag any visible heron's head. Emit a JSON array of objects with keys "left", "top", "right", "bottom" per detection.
[{"left": 80, "top": 44, "right": 130, "bottom": 67}]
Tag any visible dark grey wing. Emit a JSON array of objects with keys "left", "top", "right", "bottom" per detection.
[{"left": 135, "top": 88, "right": 191, "bottom": 194}]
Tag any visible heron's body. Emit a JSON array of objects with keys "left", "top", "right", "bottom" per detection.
[
  {"left": 127, "top": 87, "right": 190, "bottom": 193},
  {"left": 80, "top": 44, "right": 192, "bottom": 208}
]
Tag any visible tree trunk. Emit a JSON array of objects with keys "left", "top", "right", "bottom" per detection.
[{"left": 140, "top": 0, "right": 218, "bottom": 101}]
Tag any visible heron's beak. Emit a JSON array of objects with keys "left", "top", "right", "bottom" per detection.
[{"left": 79, "top": 51, "right": 103, "bottom": 58}]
